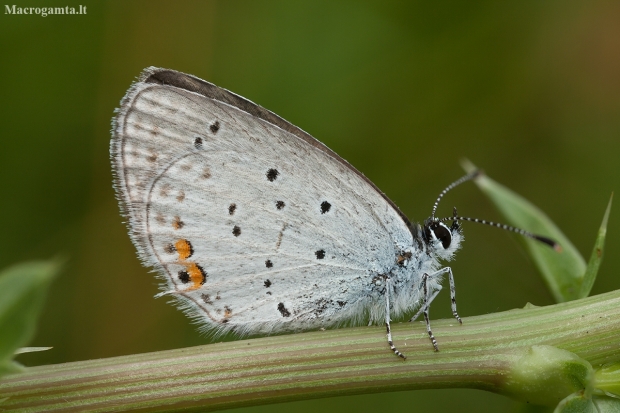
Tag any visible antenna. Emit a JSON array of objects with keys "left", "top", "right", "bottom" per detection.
[
  {"left": 440, "top": 215, "right": 562, "bottom": 251},
  {"left": 431, "top": 170, "right": 481, "bottom": 220},
  {"left": 432, "top": 170, "right": 561, "bottom": 251}
]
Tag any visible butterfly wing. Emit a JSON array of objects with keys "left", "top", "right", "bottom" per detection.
[{"left": 111, "top": 68, "right": 416, "bottom": 336}]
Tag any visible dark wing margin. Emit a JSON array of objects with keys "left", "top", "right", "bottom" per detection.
[{"left": 139, "top": 66, "right": 414, "bottom": 232}]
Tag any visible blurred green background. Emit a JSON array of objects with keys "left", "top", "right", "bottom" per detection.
[{"left": 1, "top": 1, "right": 619, "bottom": 412}]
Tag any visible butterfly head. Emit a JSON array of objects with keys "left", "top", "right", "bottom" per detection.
[
  {"left": 422, "top": 208, "right": 463, "bottom": 261},
  {"left": 423, "top": 170, "right": 561, "bottom": 259}
]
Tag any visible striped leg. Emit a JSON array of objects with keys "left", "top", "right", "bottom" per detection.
[
  {"left": 385, "top": 278, "right": 406, "bottom": 359},
  {"left": 409, "top": 287, "right": 440, "bottom": 323},
  {"left": 408, "top": 267, "right": 460, "bottom": 351},
  {"left": 409, "top": 267, "right": 460, "bottom": 324},
  {"left": 421, "top": 273, "right": 439, "bottom": 351},
  {"left": 445, "top": 266, "right": 461, "bottom": 324}
]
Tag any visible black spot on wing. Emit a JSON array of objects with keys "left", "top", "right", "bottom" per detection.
[
  {"left": 277, "top": 302, "right": 291, "bottom": 317},
  {"left": 178, "top": 271, "right": 190, "bottom": 284},
  {"left": 201, "top": 293, "right": 212, "bottom": 304},
  {"left": 266, "top": 168, "right": 279, "bottom": 182},
  {"left": 210, "top": 121, "right": 220, "bottom": 133},
  {"left": 164, "top": 244, "right": 176, "bottom": 254},
  {"left": 320, "top": 201, "right": 331, "bottom": 214}
]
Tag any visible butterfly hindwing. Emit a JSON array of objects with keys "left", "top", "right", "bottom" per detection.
[{"left": 112, "top": 68, "right": 417, "bottom": 336}]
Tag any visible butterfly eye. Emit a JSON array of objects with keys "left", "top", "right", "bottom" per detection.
[{"left": 432, "top": 222, "right": 452, "bottom": 249}]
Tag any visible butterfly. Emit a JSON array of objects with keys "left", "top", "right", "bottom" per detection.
[{"left": 111, "top": 67, "right": 557, "bottom": 359}]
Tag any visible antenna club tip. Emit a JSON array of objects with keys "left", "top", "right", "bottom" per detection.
[{"left": 533, "top": 235, "right": 562, "bottom": 252}]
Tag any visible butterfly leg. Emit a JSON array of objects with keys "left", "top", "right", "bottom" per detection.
[
  {"left": 409, "top": 267, "right": 461, "bottom": 324},
  {"left": 408, "top": 267, "right": 461, "bottom": 351},
  {"left": 409, "top": 286, "right": 440, "bottom": 323},
  {"left": 385, "top": 278, "right": 406, "bottom": 360},
  {"left": 445, "top": 266, "right": 462, "bottom": 324},
  {"left": 421, "top": 273, "right": 439, "bottom": 351}
]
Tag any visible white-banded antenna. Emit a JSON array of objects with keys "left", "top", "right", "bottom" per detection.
[{"left": 431, "top": 170, "right": 561, "bottom": 251}]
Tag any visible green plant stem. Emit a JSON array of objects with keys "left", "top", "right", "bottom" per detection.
[{"left": 2, "top": 290, "right": 620, "bottom": 412}]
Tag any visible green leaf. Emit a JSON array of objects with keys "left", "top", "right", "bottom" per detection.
[
  {"left": 0, "top": 260, "right": 61, "bottom": 378},
  {"left": 462, "top": 160, "right": 586, "bottom": 303},
  {"left": 592, "top": 397, "right": 620, "bottom": 413},
  {"left": 14, "top": 347, "right": 53, "bottom": 355},
  {"left": 554, "top": 394, "right": 620, "bottom": 413},
  {"left": 579, "top": 193, "right": 612, "bottom": 299},
  {"left": 554, "top": 392, "right": 596, "bottom": 413}
]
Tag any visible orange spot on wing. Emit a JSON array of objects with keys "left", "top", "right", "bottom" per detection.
[
  {"left": 175, "top": 239, "right": 193, "bottom": 260},
  {"left": 172, "top": 216, "right": 184, "bottom": 230},
  {"left": 186, "top": 263, "right": 206, "bottom": 290},
  {"left": 174, "top": 239, "right": 206, "bottom": 290}
]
